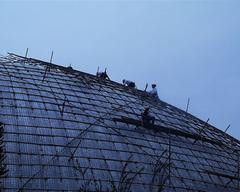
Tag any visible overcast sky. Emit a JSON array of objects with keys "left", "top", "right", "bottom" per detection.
[{"left": 0, "top": 1, "right": 239, "bottom": 139}]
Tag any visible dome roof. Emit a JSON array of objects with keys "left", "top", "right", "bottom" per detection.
[{"left": 0, "top": 53, "right": 239, "bottom": 191}]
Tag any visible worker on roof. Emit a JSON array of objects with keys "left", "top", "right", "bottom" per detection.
[
  {"left": 141, "top": 107, "right": 155, "bottom": 126},
  {"left": 148, "top": 83, "right": 159, "bottom": 100},
  {"left": 96, "top": 71, "right": 110, "bottom": 80},
  {"left": 67, "top": 65, "right": 73, "bottom": 70},
  {"left": 122, "top": 79, "right": 136, "bottom": 88}
]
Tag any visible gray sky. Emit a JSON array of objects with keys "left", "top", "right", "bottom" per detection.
[{"left": 1, "top": 1, "right": 240, "bottom": 139}]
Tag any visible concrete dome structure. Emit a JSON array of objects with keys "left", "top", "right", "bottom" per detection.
[{"left": 0, "top": 53, "right": 239, "bottom": 191}]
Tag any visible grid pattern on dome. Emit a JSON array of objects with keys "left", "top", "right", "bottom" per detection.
[{"left": 0, "top": 54, "right": 239, "bottom": 192}]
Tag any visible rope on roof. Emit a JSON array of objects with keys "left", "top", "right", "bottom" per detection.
[{"left": 42, "top": 66, "right": 51, "bottom": 82}]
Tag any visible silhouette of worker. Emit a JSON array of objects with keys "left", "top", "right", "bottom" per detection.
[
  {"left": 122, "top": 79, "right": 136, "bottom": 88},
  {"left": 141, "top": 107, "right": 155, "bottom": 126},
  {"left": 96, "top": 71, "right": 110, "bottom": 80}
]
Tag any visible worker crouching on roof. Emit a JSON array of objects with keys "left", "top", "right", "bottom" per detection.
[
  {"left": 148, "top": 84, "right": 159, "bottom": 100},
  {"left": 96, "top": 71, "right": 110, "bottom": 80},
  {"left": 141, "top": 107, "right": 155, "bottom": 126},
  {"left": 122, "top": 79, "right": 136, "bottom": 88}
]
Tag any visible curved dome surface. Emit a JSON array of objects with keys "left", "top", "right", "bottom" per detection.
[{"left": 0, "top": 53, "right": 239, "bottom": 191}]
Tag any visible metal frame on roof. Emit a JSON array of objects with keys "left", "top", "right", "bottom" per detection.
[{"left": 0, "top": 53, "right": 239, "bottom": 191}]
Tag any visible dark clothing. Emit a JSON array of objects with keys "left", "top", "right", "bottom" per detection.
[
  {"left": 123, "top": 80, "right": 136, "bottom": 88},
  {"left": 141, "top": 109, "right": 155, "bottom": 126},
  {"left": 127, "top": 82, "right": 135, "bottom": 88},
  {"left": 97, "top": 72, "right": 110, "bottom": 80}
]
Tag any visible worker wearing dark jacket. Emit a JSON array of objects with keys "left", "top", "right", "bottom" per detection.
[
  {"left": 141, "top": 107, "right": 155, "bottom": 126},
  {"left": 122, "top": 79, "right": 136, "bottom": 88}
]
